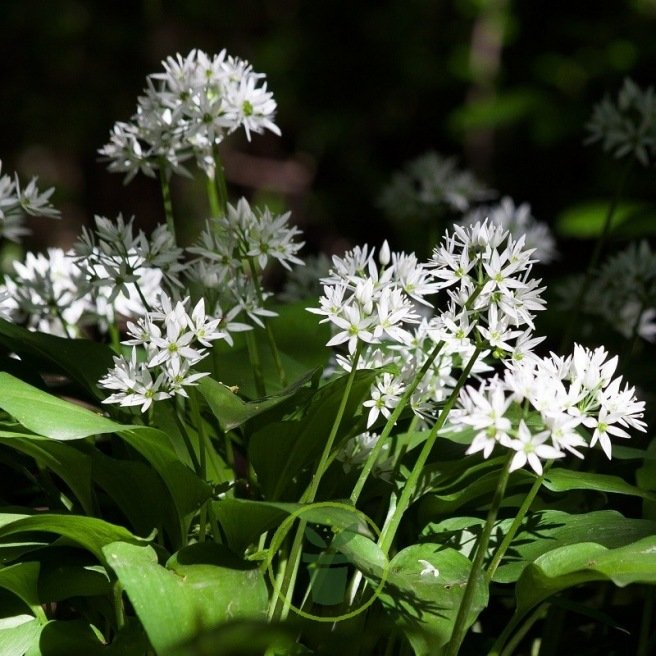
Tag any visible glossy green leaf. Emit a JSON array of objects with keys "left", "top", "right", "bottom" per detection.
[
  {"left": 0, "top": 615, "right": 42, "bottom": 656},
  {"left": 0, "top": 319, "right": 114, "bottom": 400},
  {"left": 104, "top": 541, "right": 268, "bottom": 655},
  {"left": 380, "top": 545, "right": 486, "bottom": 655},
  {"left": 0, "top": 432, "right": 93, "bottom": 514},
  {"left": 0, "top": 562, "right": 42, "bottom": 618},
  {"left": 198, "top": 368, "right": 317, "bottom": 432},
  {"left": 544, "top": 467, "right": 656, "bottom": 499},
  {"left": 0, "top": 515, "right": 145, "bottom": 566},
  {"left": 38, "top": 564, "right": 111, "bottom": 602},
  {"left": 499, "top": 536, "right": 656, "bottom": 650},
  {"left": 0, "top": 373, "right": 122, "bottom": 440}
]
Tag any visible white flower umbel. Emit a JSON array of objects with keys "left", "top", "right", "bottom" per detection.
[
  {"left": 2, "top": 248, "right": 89, "bottom": 337},
  {"left": 449, "top": 343, "right": 646, "bottom": 472},
  {"left": 0, "top": 161, "right": 60, "bottom": 243},
  {"left": 74, "top": 214, "right": 184, "bottom": 331},
  {"left": 586, "top": 78, "right": 656, "bottom": 166},
  {"left": 100, "top": 293, "right": 228, "bottom": 412},
  {"left": 99, "top": 49, "right": 282, "bottom": 181},
  {"left": 379, "top": 151, "right": 493, "bottom": 224}
]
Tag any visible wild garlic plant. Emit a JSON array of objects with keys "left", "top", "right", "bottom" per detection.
[{"left": 0, "top": 56, "right": 652, "bottom": 656}]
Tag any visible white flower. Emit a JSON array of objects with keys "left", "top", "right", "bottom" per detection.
[{"left": 507, "top": 420, "right": 563, "bottom": 475}]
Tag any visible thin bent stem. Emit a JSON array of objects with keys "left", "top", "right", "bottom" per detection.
[
  {"left": 489, "top": 603, "right": 548, "bottom": 656},
  {"left": 378, "top": 346, "right": 482, "bottom": 555},
  {"left": 560, "top": 159, "right": 633, "bottom": 351},
  {"left": 270, "top": 344, "right": 363, "bottom": 622},
  {"left": 486, "top": 460, "right": 553, "bottom": 582},
  {"left": 350, "top": 340, "right": 445, "bottom": 505},
  {"left": 159, "top": 168, "right": 176, "bottom": 242},
  {"left": 447, "top": 453, "right": 514, "bottom": 656}
]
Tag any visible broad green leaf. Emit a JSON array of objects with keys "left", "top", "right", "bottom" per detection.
[
  {"left": 0, "top": 318, "right": 114, "bottom": 400},
  {"left": 0, "top": 373, "right": 122, "bottom": 440},
  {"left": 0, "top": 515, "right": 145, "bottom": 566},
  {"left": 89, "top": 449, "right": 173, "bottom": 539},
  {"left": 380, "top": 545, "right": 486, "bottom": 656},
  {"left": 0, "top": 562, "right": 43, "bottom": 618},
  {"left": 248, "top": 369, "right": 378, "bottom": 499},
  {"left": 0, "top": 432, "right": 93, "bottom": 514},
  {"left": 419, "top": 468, "right": 534, "bottom": 516},
  {"left": 38, "top": 620, "right": 107, "bottom": 656},
  {"left": 544, "top": 468, "right": 656, "bottom": 500},
  {"left": 214, "top": 499, "right": 302, "bottom": 554},
  {"left": 500, "top": 536, "right": 656, "bottom": 648},
  {"left": 0, "top": 615, "right": 42, "bottom": 656},
  {"left": 198, "top": 368, "right": 317, "bottom": 432},
  {"left": 104, "top": 541, "right": 268, "bottom": 655},
  {"left": 118, "top": 427, "right": 212, "bottom": 545},
  {"left": 38, "top": 564, "right": 111, "bottom": 602}
]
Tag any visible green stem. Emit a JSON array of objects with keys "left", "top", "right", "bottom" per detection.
[
  {"left": 486, "top": 461, "right": 553, "bottom": 583},
  {"left": 491, "top": 603, "right": 547, "bottom": 656},
  {"left": 560, "top": 159, "right": 632, "bottom": 351},
  {"left": 207, "top": 174, "right": 221, "bottom": 218},
  {"left": 189, "top": 388, "right": 208, "bottom": 543},
  {"left": 270, "top": 344, "right": 363, "bottom": 621},
  {"left": 159, "top": 168, "right": 176, "bottom": 242},
  {"left": 350, "top": 340, "right": 445, "bottom": 505},
  {"left": 113, "top": 581, "right": 126, "bottom": 631},
  {"left": 213, "top": 147, "right": 229, "bottom": 215},
  {"left": 248, "top": 257, "right": 288, "bottom": 387},
  {"left": 447, "top": 453, "right": 514, "bottom": 656},
  {"left": 378, "top": 346, "right": 483, "bottom": 555},
  {"left": 244, "top": 330, "right": 266, "bottom": 397}
]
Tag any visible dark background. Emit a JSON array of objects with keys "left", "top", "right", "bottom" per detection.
[{"left": 1, "top": 0, "right": 656, "bottom": 255}]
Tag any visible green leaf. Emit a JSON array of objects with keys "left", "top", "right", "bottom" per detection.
[
  {"left": 380, "top": 545, "right": 487, "bottom": 655},
  {"left": 501, "top": 536, "right": 656, "bottom": 649},
  {"left": 493, "top": 510, "right": 656, "bottom": 582},
  {"left": 0, "top": 432, "right": 94, "bottom": 514},
  {"left": 38, "top": 564, "right": 111, "bottom": 602},
  {"left": 38, "top": 620, "right": 107, "bottom": 656},
  {"left": 0, "top": 515, "right": 145, "bottom": 566},
  {"left": 544, "top": 468, "right": 656, "bottom": 500},
  {"left": 0, "top": 615, "right": 43, "bottom": 656},
  {"left": 0, "top": 562, "right": 43, "bottom": 618},
  {"left": 0, "top": 318, "right": 114, "bottom": 400},
  {"left": 248, "top": 369, "right": 379, "bottom": 499},
  {"left": 198, "top": 368, "right": 317, "bottom": 432},
  {"left": 0, "top": 373, "right": 122, "bottom": 440},
  {"left": 104, "top": 541, "right": 268, "bottom": 655}
]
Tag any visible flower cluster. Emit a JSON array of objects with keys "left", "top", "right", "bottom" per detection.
[
  {"left": 379, "top": 151, "right": 492, "bottom": 224},
  {"left": 586, "top": 78, "right": 656, "bottom": 166},
  {"left": 309, "top": 242, "right": 436, "bottom": 356},
  {"left": 73, "top": 214, "right": 184, "bottom": 330},
  {"left": 461, "top": 196, "right": 557, "bottom": 264},
  {"left": 0, "top": 249, "right": 86, "bottom": 337},
  {"left": 558, "top": 240, "right": 656, "bottom": 343},
  {"left": 186, "top": 197, "right": 304, "bottom": 329},
  {"left": 0, "top": 161, "right": 60, "bottom": 242},
  {"left": 451, "top": 344, "right": 646, "bottom": 473},
  {"left": 99, "top": 49, "right": 281, "bottom": 182},
  {"left": 100, "top": 294, "right": 227, "bottom": 412}
]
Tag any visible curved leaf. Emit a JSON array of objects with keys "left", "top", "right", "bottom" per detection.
[
  {"left": 0, "top": 615, "right": 42, "bottom": 656},
  {"left": 544, "top": 468, "right": 656, "bottom": 500}
]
